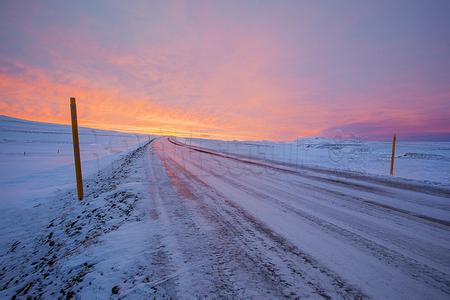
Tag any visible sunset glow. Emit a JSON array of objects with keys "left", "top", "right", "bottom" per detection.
[{"left": 1, "top": 0, "right": 449, "bottom": 140}]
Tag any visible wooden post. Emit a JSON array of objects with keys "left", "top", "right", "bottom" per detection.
[
  {"left": 390, "top": 133, "right": 397, "bottom": 176},
  {"left": 70, "top": 97, "right": 84, "bottom": 200}
]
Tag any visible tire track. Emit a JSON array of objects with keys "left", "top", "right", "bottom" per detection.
[
  {"left": 197, "top": 158, "right": 450, "bottom": 268},
  {"left": 179, "top": 152, "right": 450, "bottom": 295},
  {"left": 169, "top": 137, "right": 450, "bottom": 227},
  {"left": 159, "top": 150, "right": 366, "bottom": 299}
]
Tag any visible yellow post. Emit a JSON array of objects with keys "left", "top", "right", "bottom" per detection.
[
  {"left": 390, "top": 133, "right": 397, "bottom": 176},
  {"left": 70, "top": 97, "right": 84, "bottom": 200}
]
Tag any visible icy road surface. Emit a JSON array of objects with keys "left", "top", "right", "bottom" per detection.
[
  {"left": 147, "top": 137, "right": 450, "bottom": 299},
  {"left": 1, "top": 135, "right": 449, "bottom": 299}
]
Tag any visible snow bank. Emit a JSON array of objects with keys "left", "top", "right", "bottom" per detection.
[
  {"left": 0, "top": 116, "right": 158, "bottom": 298},
  {"left": 179, "top": 136, "right": 450, "bottom": 186}
]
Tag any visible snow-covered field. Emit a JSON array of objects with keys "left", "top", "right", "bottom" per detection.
[
  {"left": 1, "top": 116, "right": 449, "bottom": 299},
  {"left": 0, "top": 115, "right": 149, "bottom": 205},
  {"left": 179, "top": 137, "right": 450, "bottom": 187},
  {"left": 0, "top": 116, "right": 153, "bottom": 298}
]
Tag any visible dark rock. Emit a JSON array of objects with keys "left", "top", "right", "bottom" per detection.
[{"left": 112, "top": 285, "right": 120, "bottom": 294}]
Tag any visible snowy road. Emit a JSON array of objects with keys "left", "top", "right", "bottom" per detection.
[
  {"left": 146, "top": 137, "right": 450, "bottom": 299},
  {"left": 1, "top": 134, "right": 449, "bottom": 299}
]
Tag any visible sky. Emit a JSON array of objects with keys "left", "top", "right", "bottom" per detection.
[{"left": 0, "top": 0, "right": 449, "bottom": 141}]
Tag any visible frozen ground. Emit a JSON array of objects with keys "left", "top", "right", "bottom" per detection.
[
  {"left": 1, "top": 116, "right": 449, "bottom": 299},
  {"left": 178, "top": 136, "right": 450, "bottom": 186}
]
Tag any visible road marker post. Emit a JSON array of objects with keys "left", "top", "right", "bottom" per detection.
[
  {"left": 70, "top": 97, "right": 84, "bottom": 200},
  {"left": 390, "top": 133, "right": 397, "bottom": 176}
]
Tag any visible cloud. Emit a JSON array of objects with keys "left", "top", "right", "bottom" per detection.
[{"left": 1, "top": 0, "right": 449, "bottom": 140}]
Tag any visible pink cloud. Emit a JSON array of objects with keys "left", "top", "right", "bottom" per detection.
[{"left": 1, "top": 1, "right": 449, "bottom": 140}]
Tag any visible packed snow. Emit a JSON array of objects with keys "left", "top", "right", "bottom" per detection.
[{"left": 1, "top": 116, "right": 449, "bottom": 299}]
